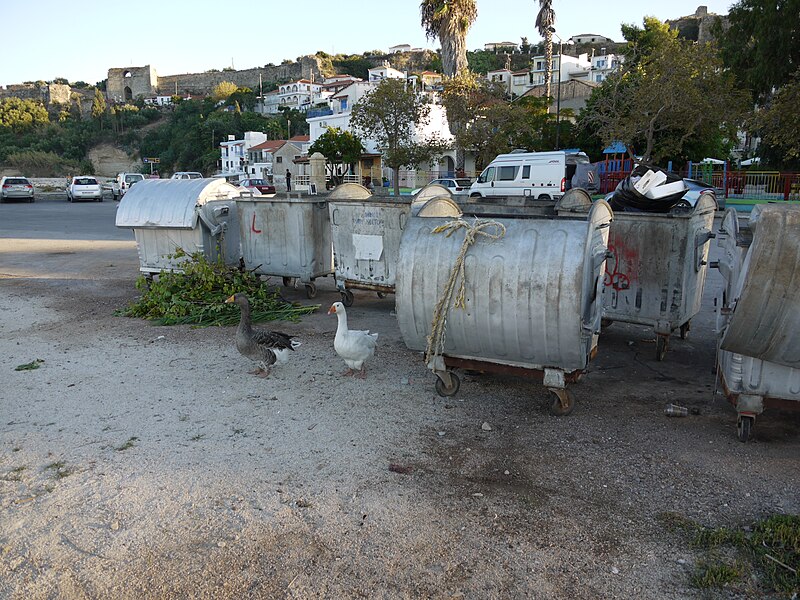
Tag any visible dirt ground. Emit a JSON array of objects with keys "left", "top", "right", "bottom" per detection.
[{"left": 0, "top": 203, "right": 798, "bottom": 599}]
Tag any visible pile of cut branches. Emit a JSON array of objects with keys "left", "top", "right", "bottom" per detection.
[{"left": 117, "top": 250, "right": 317, "bottom": 326}]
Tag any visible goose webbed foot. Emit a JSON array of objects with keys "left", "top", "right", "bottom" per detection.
[{"left": 341, "top": 368, "right": 354, "bottom": 377}]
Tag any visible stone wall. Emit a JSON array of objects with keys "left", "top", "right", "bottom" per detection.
[
  {"left": 667, "top": 5, "right": 728, "bottom": 44},
  {"left": 0, "top": 83, "right": 73, "bottom": 106},
  {"left": 105, "top": 56, "right": 325, "bottom": 100},
  {"left": 106, "top": 66, "right": 158, "bottom": 102}
]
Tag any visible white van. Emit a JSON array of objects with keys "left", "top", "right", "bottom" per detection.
[
  {"left": 469, "top": 151, "right": 591, "bottom": 199},
  {"left": 112, "top": 172, "right": 145, "bottom": 200}
]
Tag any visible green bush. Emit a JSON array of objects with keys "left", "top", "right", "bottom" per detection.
[{"left": 7, "top": 149, "right": 82, "bottom": 177}]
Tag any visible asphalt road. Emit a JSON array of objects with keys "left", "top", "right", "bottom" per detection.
[{"left": 0, "top": 195, "right": 138, "bottom": 280}]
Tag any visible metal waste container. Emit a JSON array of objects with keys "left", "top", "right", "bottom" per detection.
[
  {"left": 115, "top": 178, "right": 242, "bottom": 276},
  {"left": 601, "top": 191, "right": 717, "bottom": 360},
  {"left": 328, "top": 183, "right": 411, "bottom": 306},
  {"left": 396, "top": 192, "right": 613, "bottom": 415},
  {"left": 237, "top": 194, "right": 332, "bottom": 298},
  {"left": 715, "top": 205, "right": 800, "bottom": 442}
]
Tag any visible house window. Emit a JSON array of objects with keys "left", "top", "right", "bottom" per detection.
[
  {"left": 277, "top": 157, "right": 283, "bottom": 163},
  {"left": 529, "top": 73, "right": 535, "bottom": 84},
  {"left": 341, "top": 98, "right": 348, "bottom": 110},
  {"left": 536, "top": 61, "right": 543, "bottom": 70},
  {"left": 596, "top": 74, "right": 603, "bottom": 82}
]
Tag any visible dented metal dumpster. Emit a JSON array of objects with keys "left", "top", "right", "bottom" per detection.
[
  {"left": 715, "top": 205, "right": 800, "bottom": 442},
  {"left": 395, "top": 192, "right": 613, "bottom": 415},
  {"left": 601, "top": 191, "right": 717, "bottom": 360},
  {"left": 237, "top": 195, "right": 332, "bottom": 298},
  {"left": 328, "top": 183, "right": 411, "bottom": 306},
  {"left": 115, "top": 178, "right": 242, "bottom": 276}
]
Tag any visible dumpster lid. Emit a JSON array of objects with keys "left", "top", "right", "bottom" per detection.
[
  {"left": 115, "top": 179, "right": 243, "bottom": 228},
  {"left": 720, "top": 205, "right": 800, "bottom": 368},
  {"left": 328, "top": 183, "right": 372, "bottom": 200}
]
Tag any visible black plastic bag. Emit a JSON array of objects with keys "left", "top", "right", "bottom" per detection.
[{"left": 608, "top": 165, "right": 688, "bottom": 213}]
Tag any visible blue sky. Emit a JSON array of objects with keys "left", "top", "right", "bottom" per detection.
[{"left": 0, "top": 0, "right": 734, "bottom": 87}]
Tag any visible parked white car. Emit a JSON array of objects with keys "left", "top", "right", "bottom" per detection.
[
  {"left": 171, "top": 172, "right": 203, "bottom": 180},
  {"left": 67, "top": 176, "right": 104, "bottom": 202},
  {"left": 411, "top": 178, "right": 473, "bottom": 196}
]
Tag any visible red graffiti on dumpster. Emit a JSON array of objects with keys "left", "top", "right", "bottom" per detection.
[
  {"left": 604, "top": 243, "right": 631, "bottom": 291},
  {"left": 251, "top": 214, "right": 262, "bottom": 234}
]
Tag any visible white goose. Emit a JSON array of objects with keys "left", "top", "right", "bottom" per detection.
[{"left": 328, "top": 301, "right": 378, "bottom": 378}]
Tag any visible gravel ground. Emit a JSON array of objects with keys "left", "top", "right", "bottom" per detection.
[{"left": 0, "top": 209, "right": 798, "bottom": 599}]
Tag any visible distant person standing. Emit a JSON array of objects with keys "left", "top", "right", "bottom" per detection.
[{"left": 285, "top": 169, "right": 292, "bottom": 192}]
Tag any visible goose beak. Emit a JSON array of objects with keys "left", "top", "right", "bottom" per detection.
[
  {"left": 224, "top": 295, "right": 235, "bottom": 304},
  {"left": 327, "top": 304, "right": 337, "bottom": 315}
]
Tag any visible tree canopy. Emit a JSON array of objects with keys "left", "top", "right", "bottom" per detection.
[
  {"left": 350, "top": 78, "right": 447, "bottom": 195},
  {"left": 0, "top": 98, "right": 49, "bottom": 131},
  {"left": 580, "top": 18, "right": 749, "bottom": 164},
  {"left": 211, "top": 81, "right": 239, "bottom": 103},
  {"left": 441, "top": 72, "right": 556, "bottom": 169},
  {"left": 752, "top": 68, "right": 800, "bottom": 162},
  {"left": 713, "top": 0, "right": 800, "bottom": 102},
  {"left": 308, "top": 127, "right": 364, "bottom": 185}
]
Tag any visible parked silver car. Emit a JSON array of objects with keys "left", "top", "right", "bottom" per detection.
[
  {"left": 0, "top": 176, "right": 35, "bottom": 202},
  {"left": 67, "top": 176, "right": 104, "bottom": 202}
]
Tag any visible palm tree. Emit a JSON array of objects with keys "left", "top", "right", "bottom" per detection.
[
  {"left": 420, "top": 0, "right": 478, "bottom": 77},
  {"left": 535, "top": 0, "right": 555, "bottom": 107},
  {"left": 420, "top": 0, "right": 478, "bottom": 172}
]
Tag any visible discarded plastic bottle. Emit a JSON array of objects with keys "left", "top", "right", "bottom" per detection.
[{"left": 664, "top": 404, "right": 689, "bottom": 417}]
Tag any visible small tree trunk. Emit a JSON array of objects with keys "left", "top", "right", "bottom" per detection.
[{"left": 393, "top": 166, "right": 401, "bottom": 197}]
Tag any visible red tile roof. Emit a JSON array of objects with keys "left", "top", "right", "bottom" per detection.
[
  {"left": 249, "top": 140, "right": 287, "bottom": 152},
  {"left": 289, "top": 135, "right": 310, "bottom": 142}
]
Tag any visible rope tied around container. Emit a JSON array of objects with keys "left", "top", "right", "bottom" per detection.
[{"left": 424, "top": 218, "right": 507, "bottom": 367}]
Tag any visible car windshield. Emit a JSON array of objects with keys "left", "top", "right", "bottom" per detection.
[
  {"left": 248, "top": 179, "right": 265, "bottom": 185},
  {"left": 6, "top": 178, "right": 28, "bottom": 185},
  {"left": 454, "top": 179, "right": 472, "bottom": 187},
  {"left": 125, "top": 175, "right": 143, "bottom": 183},
  {"left": 75, "top": 178, "right": 97, "bottom": 185}
]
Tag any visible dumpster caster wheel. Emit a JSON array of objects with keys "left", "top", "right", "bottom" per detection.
[
  {"left": 305, "top": 283, "right": 317, "bottom": 299},
  {"left": 680, "top": 322, "right": 690, "bottom": 339},
  {"left": 435, "top": 372, "right": 460, "bottom": 397},
  {"left": 656, "top": 336, "right": 668, "bottom": 361},
  {"left": 549, "top": 388, "right": 575, "bottom": 416},
  {"left": 737, "top": 415, "right": 754, "bottom": 442},
  {"left": 377, "top": 292, "right": 387, "bottom": 299},
  {"left": 282, "top": 277, "right": 294, "bottom": 288},
  {"left": 341, "top": 289, "right": 354, "bottom": 307}
]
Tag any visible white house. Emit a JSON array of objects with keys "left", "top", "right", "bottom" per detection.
[
  {"left": 277, "top": 79, "right": 325, "bottom": 111},
  {"left": 488, "top": 52, "right": 592, "bottom": 98},
  {"left": 588, "top": 52, "right": 623, "bottom": 83},
  {"left": 255, "top": 89, "right": 282, "bottom": 115},
  {"left": 389, "top": 44, "right": 412, "bottom": 53},
  {"left": 219, "top": 131, "right": 268, "bottom": 176},
  {"left": 367, "top": 62, "right": 406, "bottom": 82},
  {"left": 484, "top": 41, "right": 519, "bottom": 52},
  {"left": 569, "top": 33, "right": 615, "bottom": 44},
  {"left": 245, "top": 139, "right": 302, "bottom": 180}
]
